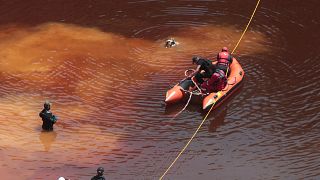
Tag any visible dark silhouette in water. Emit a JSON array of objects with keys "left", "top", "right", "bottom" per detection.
[
  {"left": 39, "top": 101, "right": 58, "bottom": 131},
  {"left": 208, "top": 105, "right": 228, "bottom": 132},
  {"left": 91, "top": 167, "right": 106, "bottom": 180}
]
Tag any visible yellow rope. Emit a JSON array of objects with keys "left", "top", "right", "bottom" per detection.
[
  {"left": 232, "top": 0, "right": 261, "bottom": 54},
  {"left": 159, "top": 101, "right": 216, "bottom": 180},
  {"left": 159, "top": 0, "right": 261, "bottom": 179}
]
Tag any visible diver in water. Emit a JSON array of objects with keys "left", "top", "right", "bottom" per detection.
[
  {"left": 91, "top": 167, "right": 106, "bottom": 180},
  {"left": 165, "top": 38, "right": 178, "bottom": 48},
  {"left": 39, "top": 101, "right": 58, "bottom": 131}
]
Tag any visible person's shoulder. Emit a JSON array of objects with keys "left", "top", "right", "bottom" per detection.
[
  {"left": 39, "top": 109, "right": 45, "bottom": 116},
  {"left": 206, "top": 58, "right": 212, "bottom": 63},
  {"left": 197, "top": 58, "right": 206, "bottom": 64},
  {"left": 91, "top": 175, "right": 106, "bottom": 180}
]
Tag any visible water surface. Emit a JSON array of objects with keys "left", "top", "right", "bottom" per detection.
[{"left": 0, "top": 0, "right": 319, "bottom": 179}]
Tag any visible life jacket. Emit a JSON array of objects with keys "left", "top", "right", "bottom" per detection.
[
  {"left": 201, "top": 70, "right": 227, "bottom": 93},
  {"left": 214, "top": 70, "right": 227, "bottom": 90},
  {"left": 217, "top": 52, "right": 231, "bottom": 67}
]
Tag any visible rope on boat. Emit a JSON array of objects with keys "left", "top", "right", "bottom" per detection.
[
  {"left": 172, "top": 92, "right": 193, "bottom": 119},
  {"left": 171, "top": 70, "right": 201, "bottom": 119},
  {"left": 159, "top": 0, "right": 261, "bottom": 179},
  {"left": 191, "top": 77, "right": 202, "bottom": 93}
]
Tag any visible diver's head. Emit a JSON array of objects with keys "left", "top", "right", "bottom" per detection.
[
  {"left": 44, "top": 101, "right": 51, "bottom": 111},
  {"left": 165, "top": 38, "right": 176, "bottom": 48},
  {"left": 97, "top": 167, "right": 104, "bottom": 175}
]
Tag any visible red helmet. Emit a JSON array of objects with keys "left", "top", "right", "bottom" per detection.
[{"left": 222, "top": 47, "right": 228, "bottom": 52}]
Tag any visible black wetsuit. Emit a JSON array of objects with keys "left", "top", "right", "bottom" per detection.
[
  {"left": 194, "top": 58, "right": 215, "bottom": 83},
  {"left": 91, "top": 175, "right": 106, "bottom": 180},
  {"left": 39, "top": 109, "right": 56, "bottom": 131}
]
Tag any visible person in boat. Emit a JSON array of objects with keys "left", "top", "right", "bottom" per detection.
[
  {"left": 200, "top": 69, "right": 227, "bottom": 93},
  {"left": 91, "top": 167, "right": 106, "bottom": 180},
  {"left": 39, "top": 101, "right": 58, "bottom": 131},
  {"left": 216, "top": 47, "right": 233, "bottom": 74},
  {"left": 188, "top": 56, "right": 215, "bottom": 84}
]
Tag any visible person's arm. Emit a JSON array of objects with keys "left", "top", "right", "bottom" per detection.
[
  {"left": 180, "top": 64, "right": 201, "bottom": 83},
  {"left": 188, "top": 65, "right": 201, "bottom": 78},
  {"left": 51, "top": 115, "right": 57, "bottom": 123},
  {"left": 39, "top": 109, "right": 45, "bottom": 118}
]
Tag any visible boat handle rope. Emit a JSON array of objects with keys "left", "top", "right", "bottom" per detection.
[
  {"left": 171, "top": 69, "right": 204, "bottom": 118},
  {"left": 172, "top": 92, "right": 193, "bottom": 119},
  {"left": 159, "top": 0, "right": 261, "bottom": 179},
  {"left": 191, "top": 77, "right": 202, "bottom": 93}
]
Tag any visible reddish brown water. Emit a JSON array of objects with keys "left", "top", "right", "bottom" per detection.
[{"left": 0, "top": 0, "right": 319, "bottom": 179}]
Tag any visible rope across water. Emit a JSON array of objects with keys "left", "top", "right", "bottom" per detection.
[{"left": 159, "top": 0, "right": 261, "bottom": 179}]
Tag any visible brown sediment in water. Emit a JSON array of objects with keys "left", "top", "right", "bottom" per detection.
[
  {"left": 0, "top": 23, "right": 152, "bottom": 73},
  {"left": 0, "top": 22, "right": 267, "bottom": 103},
  {"left": 0, "top": 22, "right": 268, "bottom": 137},
  {"left": 0, "top": 23, "right": 155, "bottom": 105},
  {"left": 0, "top": 23, "right": 267, "bottom": 73},
  {"left": 0, "top": 0, "right": 319, "bottom": 179},
  {"left": 0, "top": 21, "right": 269, "bottom": 179}
]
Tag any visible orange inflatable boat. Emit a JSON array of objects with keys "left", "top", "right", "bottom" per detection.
[{"left": 165, "top": 57, "right": 244, "bottom": 111}]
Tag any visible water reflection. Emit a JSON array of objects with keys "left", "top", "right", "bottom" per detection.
[
  {"left": 39, "top": 131, "right": 57, "bottom": 152},
  {"left": 208, "top": 105, "right": 228, "bottom": 132},
  {"left": 207, "top": 84, "right": 244, "bottom": 132}
]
